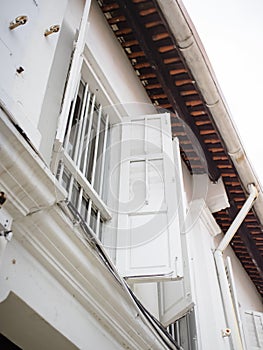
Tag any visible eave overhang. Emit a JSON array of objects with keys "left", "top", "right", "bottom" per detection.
[{"left": 97, "top": 0, "right": 263, "bottom": 297}]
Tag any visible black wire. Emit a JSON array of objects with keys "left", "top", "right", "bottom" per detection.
[{"left": 62, "top": 200, "right": 182, "bottom": 350}]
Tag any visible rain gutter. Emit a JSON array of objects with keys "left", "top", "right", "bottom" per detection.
[{"left": 155, "top": 0, "right": 263, "bottom": 223}]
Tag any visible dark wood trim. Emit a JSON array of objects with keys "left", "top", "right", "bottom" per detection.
[{"left": 114, "top": 0, "right": 220, "bottom": 181}]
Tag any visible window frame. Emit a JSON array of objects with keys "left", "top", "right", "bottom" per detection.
[{"left": 55, "top": 61, "right": 112, "bottom": 237}]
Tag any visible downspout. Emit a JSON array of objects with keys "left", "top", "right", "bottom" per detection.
[{"left": 214, "top": 183, "right": 258, "bottom": 350}]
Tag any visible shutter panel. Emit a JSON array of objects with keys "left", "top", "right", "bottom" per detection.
[
  {"left": 243, "top": 311, "right": 263, "bottom": 349},
  {"left": 116, "top": 113, "right": 183, "bottom": 280},
  {"left": 159, "top": 139, "right": 194, "bottom": 325}
]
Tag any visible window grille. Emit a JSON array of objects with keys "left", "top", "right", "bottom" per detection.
[
  {"left": 56, "top": 79, "right": 110, "bottom": 238},
  {"left": 166, "top": 310, "right": 197, "bottom": 350}
]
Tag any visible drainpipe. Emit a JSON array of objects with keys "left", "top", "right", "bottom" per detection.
[{"left": 214, "top": 183, "right": 258, "bottom": 350}]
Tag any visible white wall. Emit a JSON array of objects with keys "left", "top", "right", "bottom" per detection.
[
  {"left": 0, "top": 0, "right": 68, "bottom": 148},
  {"left": 224, "top": 240, "right": 263, "bottom": 312},
  {"left": 0, "top": 237, "right": 122, "bottom": 350}
]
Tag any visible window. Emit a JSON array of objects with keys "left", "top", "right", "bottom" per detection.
[
  {"left": 56, "top": 78, "right": 110, "bottom": 237},
  {"left": 167, "top": 310, "right": 197, "bottom": 350}
]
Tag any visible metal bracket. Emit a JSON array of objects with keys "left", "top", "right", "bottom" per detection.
[{"left": 0, "top": 207, "right": 13, "bottom": 239}]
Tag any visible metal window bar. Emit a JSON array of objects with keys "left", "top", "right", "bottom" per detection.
[
  {"left": 86, "top": 105, "right": 102, "bottom": 229},
  {"left": 82, "top": 93, "right": 96, "bottom": 176},
  {"left": 56, "top": 79, "right": 111, "bottom": 237},
  {"left": 63, "top": 76, "right": 81, "bottom": 152},
  {"left": 98, "top": 114, "right": 109, "bottom": 197},
  {"left": 95, "top": 115, "right": 109, "bottom": 237},
  {"left": 167, "top": 311, "right": 197, "bottom": 350},
  {"left": 72, "top": 82, "right": 89, "bottom": 163},
  {"left": 58, "top": 77, "right": 81, "bottom": 183},
  {"left": 90, "top": 105, "right": 102, "bottom": 186},
  {"left": 77, "top": 90, "right": 92, "bottom": 168},
  {"left": 77, "top": 186, "right": 84, "bottom": 214}
]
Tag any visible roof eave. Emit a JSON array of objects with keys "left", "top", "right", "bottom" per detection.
[{"left": 156, "top": 0, "right": 263, "bottom": 224}]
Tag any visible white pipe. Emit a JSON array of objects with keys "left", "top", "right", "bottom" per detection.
[
  {"left": 226, "top": 256, "right": 247, "bottom": 349},
  {"left": 214, "top": 250, "right": 243, "bottom": 349},
  {"left": 214, "top": 184, "right": 258, "bottom": 350},
  {"left": 217, "top": 184, "right": 258, "bottom": 253}
]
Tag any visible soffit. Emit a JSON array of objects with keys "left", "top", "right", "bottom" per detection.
[{"left": 97, "top": 0, "right": 263, "bottom": 298}]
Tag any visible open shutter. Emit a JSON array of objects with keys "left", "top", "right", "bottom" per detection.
[
  {"left": 243, "top": 311, "right": 263, "bottom": 349},
  {"left": 116, "top": 113, "right": 183, "bottom": 280},
  {"left": 159, "top": 138, "right": 194, "bottom": 324}
]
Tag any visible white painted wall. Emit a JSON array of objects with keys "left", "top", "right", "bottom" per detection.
[
  {"left": 0, "top": 0, "right": 68, "bottom": 148},
  {"left": 180, "top": 165, "right": 262, "bottom": 347},
  {"left": 0, "top": 238, "right": 123, "bottom": 350},
  {"left": 224, "top": 240, "right": 263, "bottom": 312}
]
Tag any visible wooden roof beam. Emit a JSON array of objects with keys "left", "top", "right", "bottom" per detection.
[
  {"left": 228, "top": 203, "right": 263, "bottom": 281},
  {"left": 114, "top": 0, "right": 220, "bottom": 181}
]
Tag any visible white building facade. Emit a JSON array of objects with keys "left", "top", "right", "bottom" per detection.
[{"left": 0, "top": 1, "right": 262, "bottom": 349}]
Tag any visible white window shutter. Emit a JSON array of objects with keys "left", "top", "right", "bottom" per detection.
[
  {"left": 243, "top": 311, "right": 263, "bottom": 349},
  {"left": 159, "top": 139, "right": 194, "bottom": 324},
  {"left": 116, "top": 113, "right": 183, "bottom": 280}
]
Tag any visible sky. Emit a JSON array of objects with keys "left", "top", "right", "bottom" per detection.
[{"left": 182, "top": 0, "right": 263, "bottom": 187}]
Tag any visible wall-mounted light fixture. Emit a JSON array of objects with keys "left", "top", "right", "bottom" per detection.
[
  {"left": 9, "top": 15, "right": 28, "bottom": 30},
  {"left": 44, "top": 25, "right": 60, "bottom": 37}
]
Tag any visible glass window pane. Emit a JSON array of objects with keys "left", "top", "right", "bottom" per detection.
[
  {"left": 61, "top": 166, "right": 70, "bottom": 191},
  {"left": 80, "top": 196, "right": 89, "bottom": 221},
  {"left": 90, "top": 207, "right": 97, "bottom": 233},
  {"left": 71, "top": 180, "right": 80, "bottom": 207}
]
